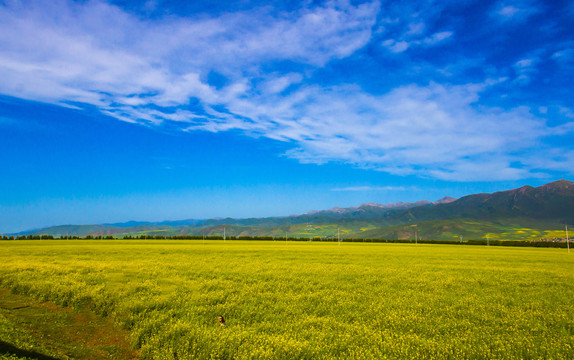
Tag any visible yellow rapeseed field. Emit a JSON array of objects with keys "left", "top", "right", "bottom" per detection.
[{"left": 1, "top": 240, "right": 573, "bottom": 359}]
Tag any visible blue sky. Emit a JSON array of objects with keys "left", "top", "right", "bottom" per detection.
[{"left": 0, "top": 0, "right": 573, "bottom": 233}]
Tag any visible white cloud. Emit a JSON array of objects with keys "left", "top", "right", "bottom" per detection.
[
  {"left": 515, "top": 59, "right": 534, "bottom": 68},
  {"left": 260, "top": 73, "right": 304, "bottom": 94},
  {"left": 423, "top": 31, "right": 453, "bottom": 45},
  {"left": 382, "top": 39, "right": 409, "bottom": 53},
  {"left": 522, "top": 148, "right": 574, "bottom": 173},
  {"left": 383, "top": 30, "right": 453, "bottom": 53},
  {"left": 558, "top": 106, "right": 574, "bottom": 119},
  {"left": 184, "top": 80, "right": 565, "bottom": 181},
  {"left": 0, "top": 0, "right": 379, "bottom": 109},
  {"left": 407, "top": 22, "right": 425, "bottom": 35},
  {"left": 498, "top": 5, "right": 521, "bottom": 17},
  {"left": 0, "top": 0, "right": 571, "bottom": 182},
  {"left": 513, "top": 56, "right": 539, "bottom": 85},
  {"left": 493, "top": 1, "right": 538, "bottom": 21},
  {"left": 552, "top": 48, "right": 574, "bottom": 64}
]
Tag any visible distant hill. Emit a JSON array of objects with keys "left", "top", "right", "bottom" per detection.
[
  {"left": 198, "top": 197, "right": 458, "bottom": 228},
  {"left": 13, "top": 180, "right": 574, "bottom": 240},
  {"left": 394, "top": 179, "right": 574, "bottom": 224},
  {"left": 305, "top": 197, "right": 457, "bottom": 216},
  {"left": 15, "top": 224, "right": 120, "bottom": 237},
  {"left": 22, "top": 219, "right": 205, "bottom": 237}
]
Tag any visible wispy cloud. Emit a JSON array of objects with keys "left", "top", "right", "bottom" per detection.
[
  {"left": 552, "top": 48, "right": 574, "bottom": 65},
  {"left": 0, "top": 0, "right": 572, "bottom": 182},
  {"left": 498, "top": 5, "right": 521, "bottom": 17},
  {"left": 212, "top": 81, "right": 556, "bottom": 181},
  {"left": 493, "top": 0, "right": 539, "bottom": 21},
  {"left": 558, "top": 106, "right": 574, "bottom": 119},
  {"left": 0, "top": 0, "right": 379, "bottom": 110},
  {"left": 382, "top": 29, "right": 453, "bottom": 53},
  {"left": 513, "top": 56, "right": 540, "bottom": 85},
  {"left": 423, "top": 31, "right": 453, "bottom": 45},
  {"left": 382, "top": 39, "right": 409, "bottom": 53},
  {"left": 407, "top": 22, "right": 425, "bottom": 36},
  {"left": 181, "top": 75, "right": 570, "bottom": 182}
]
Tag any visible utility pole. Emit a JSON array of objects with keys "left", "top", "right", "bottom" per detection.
[
  {"left": 567, "top": 225, "right": 570, "bottom": 254},
  {"left": 486, "top": 234, "right": 490, "bottom": 246},
  {"left": 306, "top": 224, "right": 314, "bottom": 242},
  {"left": 224, "top": 227, "right": 226, "bottom": 242}
]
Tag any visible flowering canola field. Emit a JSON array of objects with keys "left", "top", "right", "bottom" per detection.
[{"left": 1, "top": 240, "right": 573, "bottom": 359}]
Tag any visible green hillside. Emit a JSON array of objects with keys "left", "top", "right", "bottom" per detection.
[
  {"left": 14, "top": 180, "right": 574, "bottom": 242},
  {"left": 356, "top": 218, "right": 568, "bottom": 241},
  {"left": 103, "top": 217, "right": 568, "bottom": 243}
]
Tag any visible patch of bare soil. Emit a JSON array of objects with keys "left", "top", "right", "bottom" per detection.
[{"left": 0, "top": 288, "right": 139, "bottom": 360}]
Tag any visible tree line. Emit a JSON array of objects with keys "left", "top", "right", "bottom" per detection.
[{"left": 0, "top": 234, "right": 570, "bottom": 248}]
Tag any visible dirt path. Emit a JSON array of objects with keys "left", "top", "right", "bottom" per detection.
[{"left": 0, "top": 289, "right": 138, "bottom": 360}]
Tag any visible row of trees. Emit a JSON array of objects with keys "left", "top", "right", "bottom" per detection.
[
  {"left": 2, "top": 235, "right": 58, "bottom": 240},
  {"left": 120, "top": 235, "right": 301, "bottom": 240},
  {"left": 0, "top": 235, "right": 569, "bottom": 248}
]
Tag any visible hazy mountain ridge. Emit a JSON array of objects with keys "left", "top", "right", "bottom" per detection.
[
  {"left": 402, "top": 179, "right": 574, "bottom": 224},
  {"left": 12, "top": 180, "right": 574, "bottom": 239},
  {"left": 198, "top": 197, "right": 459, "bottom": 229},
  {"left": 306, "top": 197, "right": 457, "bottom": 216}
]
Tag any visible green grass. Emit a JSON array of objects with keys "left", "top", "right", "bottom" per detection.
[{"left": 1, "top": 240, "right": 573, "bottom": 359}]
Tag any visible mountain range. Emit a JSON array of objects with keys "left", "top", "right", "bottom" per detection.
[{"left": 13, "top": 180, "right": 574, "bottom": 241}]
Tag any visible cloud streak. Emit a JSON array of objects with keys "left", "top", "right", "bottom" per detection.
[
  {"left": 493, "top": 0, "right": 539, "bottom": 21},
  {"left": 0, "top": 0, "right": 378, "bottom": 107},
  {"left": 197, "top": 80, "right": 557, "bottom": 181},
  {"left": 0, "top": 0, "right": 572, "bottom": 182}
]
